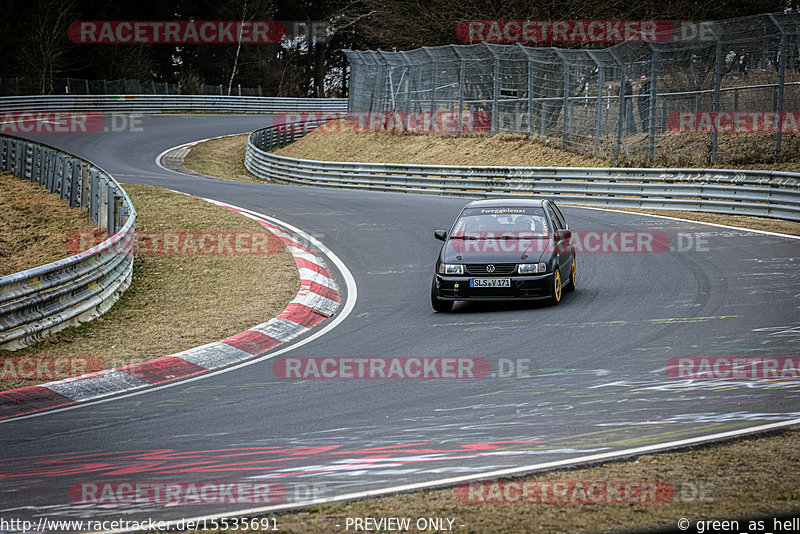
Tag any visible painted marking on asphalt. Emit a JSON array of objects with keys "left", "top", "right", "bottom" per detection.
[
  {"left": 434, "top": 315, "right": 743, "bottom": 332},
  {"left": 0, "top": 204, "right": 358, "bottom": 423}
]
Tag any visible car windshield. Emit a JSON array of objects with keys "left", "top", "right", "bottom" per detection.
[{"left": 451, "top": 207, "right": 549, "bottom": 238}]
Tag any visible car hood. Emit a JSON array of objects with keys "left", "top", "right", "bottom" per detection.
[{"left": 441, "top": 237, "right": 552, "bottom": 264}]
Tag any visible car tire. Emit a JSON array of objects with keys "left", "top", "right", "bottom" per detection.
[
  {"left": 431, "top": 277, "right": 454, "bottom": 312},
  {"left": 564, "top": 255, "right": 576, "bottom": 293},
  {"left": 548, "top": 267, "right": 563, "bottom": 305}
]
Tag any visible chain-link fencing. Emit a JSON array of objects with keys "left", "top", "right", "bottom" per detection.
[{"left": 344, "top": 12, "right": 800, "bottom": 166}]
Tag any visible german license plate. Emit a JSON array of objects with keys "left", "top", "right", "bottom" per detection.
[{"left": 470, "top": 278, "right": 511, "bottom": 288}]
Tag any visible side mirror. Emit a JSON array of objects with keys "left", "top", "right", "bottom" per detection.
[
  {"left": 553, "top": 229, "right": 571, "bottom": 241},
  {"left": 434, "top": 230, "right": 447, "bottom": 241}
]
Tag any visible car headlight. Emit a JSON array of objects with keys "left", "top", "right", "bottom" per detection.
[
  {"left": 438, "top": 263, "right": 464, "bottom": 275},
  {"left": 518, "top": 262, "right": 547, "bottom": 274}
]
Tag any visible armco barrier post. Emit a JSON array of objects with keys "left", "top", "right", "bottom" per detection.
[
  {"left": 113, "top": 192, "right": 123, "bottom": 233},
  {"left": 14, "top": 139, "right": 24, "bottom": 176},
  {"left": 98, "top": 177, "right": 108, "bottom": 232},
  {"left": 47, "top": 152, "right": 56, "bottom": 191},
  {"left": 31, "top": 145, "right": 40, "bottom": 183},
  {"left": 69, "top": 160, "right": 80, "bottom": 207},
  {"left": 23, "top": 143, "right": 32, "bottom": 180},
  {"left": 58, "top": 155, "right": 68, "bottom": 199},
  {"left": 40, "top": 148, "right": 49, "bottom": 187},
  {"left": 89, "top": 170, "right": 99, "bottom": 223},
  {"left": 80, "top": 164, "right": 90, "bottom": 211},
  {"left": 107, "top": 183, "right": 116, "bottom": 236}
]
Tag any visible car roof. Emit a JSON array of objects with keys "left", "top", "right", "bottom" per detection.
[{"left": 464, "top": 198, "right": 547, "bottom": 208}]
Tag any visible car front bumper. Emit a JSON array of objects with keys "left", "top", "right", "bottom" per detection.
[{"left": 434, "top": 273, "right": 553, "bottom": 301}]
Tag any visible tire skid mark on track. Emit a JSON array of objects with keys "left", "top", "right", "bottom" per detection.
[{"left": 0, "top": 198, "right": 340, "bottom": 421}]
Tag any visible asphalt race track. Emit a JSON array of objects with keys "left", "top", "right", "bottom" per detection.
[{"left": 2, "top": 115, "right": 799, "bottom": 527}]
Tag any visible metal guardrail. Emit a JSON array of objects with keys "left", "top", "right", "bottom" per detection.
[
  {"left": 0, "top": 135, "right": 136, "bottom": 350},
  {"left": 0, "top": 95, "right": 348, "bottom": 114},
  {"left": 246, "top": 119, "right": 800, "bottom": 222}
]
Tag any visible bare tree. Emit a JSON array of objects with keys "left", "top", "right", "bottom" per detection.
[
  {"left": 22, "top": 0, "right": 75, "bottom": 94},
  {"left": 227, "top": 0, "right": 249, "bottom": 95}
]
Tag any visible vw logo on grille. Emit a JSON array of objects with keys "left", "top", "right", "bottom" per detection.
[{"left": 486, "top": 264, "right": 496, "bottom": 273}]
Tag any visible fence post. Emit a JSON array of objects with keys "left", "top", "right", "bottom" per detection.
[
  {"left": 587, "top": 51, "right": 604, "bottom": 154},
  {"left": 704, "top": 23, "right": 723, "bottom": 163},
  {"left": 453, "top": 46, "right": 467, "bottom": 135},
  {"left": 552, "top": 49, "right": 571, "bottom": 149},
  {"left": 423, "top": 47, "right": 438, "bottom": 133},
  {"left": 482, "top": 44, "right": 501, "bottom": 134},
  {"left": 608, "top": 49, "right": 626, "bottom": 163},
  {"left": 398, "top": 53, "right": 413, "bottom": 112},
  {"left": 541, "top": 102, "right": 547, "bottom": 137},
  {"left": 769, "top": 14, "right": 787, "bottom": 156},
  {"left": 647, "top": 44, "right": 660, "bottom": 164}
]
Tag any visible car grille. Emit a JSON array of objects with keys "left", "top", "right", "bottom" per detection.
[{"left": 465, "top": 263, "right": 516, "bottom": 275}]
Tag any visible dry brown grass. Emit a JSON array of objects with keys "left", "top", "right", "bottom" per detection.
[
  {"left": 0, "top": 172, "right": 99, "bottom": 276},
  {"left": 276, "top": 127, "right": 609, "bottom": 167},
  {"left": 183, "top": 134, "right": 263, "bottom": 183},
  {"left": 0, "top": 184, "right": 298, "bottom": 390},
  {"left": 650, "top": 132, "right": 800, "bottom": 170},
  {"left": 274, "top": 120, "right": 800, "bottom": 173}
]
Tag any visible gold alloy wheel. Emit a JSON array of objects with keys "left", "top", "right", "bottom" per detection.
[
  {"left": 553, "top": 269, "right": 562, "bottom": 303},
  {"left": 570, "top": 256, "right": 576, "bottom": 289}
]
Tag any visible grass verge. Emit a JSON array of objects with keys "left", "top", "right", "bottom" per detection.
[
  {"left": 0, "top": 184, "right": 298, "bottom": 391},
  {"left": 182, "top": 134, "right": 263, "bottom": 183},
  {"left": 274, "top": 122, "right": 800, "bottom": 173},
  {"left": 0, "top": 172, "right": 99, "bottom": 276}
]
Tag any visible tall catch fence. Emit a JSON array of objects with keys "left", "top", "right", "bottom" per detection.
[{"left": 344, "top": 13, "right": 800, "bottom": 165}]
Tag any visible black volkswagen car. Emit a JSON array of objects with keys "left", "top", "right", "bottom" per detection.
[{"left": 431, "top": 199, "right": 576, "bottom": 312}]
